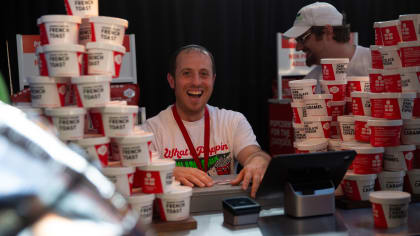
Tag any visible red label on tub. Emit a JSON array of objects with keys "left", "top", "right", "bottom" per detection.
[
  {"left": 381, "top": 26, "right": 401, "bottom": 46},
  {"left": 327, "top": 84, "right": 346, "bottom": 101},
  {"left": 77, "top": 52, "right": 84, "bottom": 75},
  {"left": 369, "top": 73, "right": 385, "bottom": 93},
  {"left": 292, "top": 107, "right": 301, "bottom": 123},
  {"left": 372, "top": 203, "right": 388, "bottom": 228},
  {"left": 371, "top": 50, "right": 384, "bottom": 69},
  {"left": 352, "top": 97, "right": 364, "bottom": 116},
  {"left": 353, "top": 153, "right": 383, "bottom": 174},
  {"left": 133, "top": 168, "right": 142, "bottom": 188},
  {"left": 331, "top": 104, "right": 345, "bottom": 121},
  {"left": 94, "top": 143, "right": 109, "bottom": 167},
  {"left": 370, "top": 98, "right": 385, "bottom": 118},
  {"left": 404, "top": 175, "right": 413, "bottom": 193},
  {"left": 342, "top": 179, "right": 362, "bottom": 201},
  {"left": 64, "top": 0, "right": 73, "bottom": 15},
  {"left": 383, "top": 74, "right": 402, "bottom": 92},
  {"left": 355, "top": 120, "right": 370, "bottom": 142},
  {"left": 383, "top": 98, "right": 402, "bottom": 119},
  {"left": 39, "top": 24, "right": 48, "bottom": 45},
  {"left": 38, "top": 53, "right": 48, "bottom": 76},
  {"left": 375, "top": 27, "right": 384, "bottom": 45},
  {"left": 156, "top": 198, "right": 167, "bottom": 221},
  {"left": 113, "top": 51, "right": 124, "bottom": 78},
  {"left": 90, "top": 23, "right": 96, "bottom": 41},
  {"left": 401, "top": 20, "right": 418, "bottom": 42},
  {"left": 139, "top": 170, "right": 164, "bottom": 194},
  {"left": 321, "top": 121, "right": 331, "bottom": 138},
  {"left": 73, "top": 84, "right": 84, "bottom": 107},
  {"left": 89, "top": 112, "right": 105, "bottom": 135},
  {"left": 348, "top": 81, "right": 362, "bottom": 95},
  {"left": 400, "top": 46, "right": 420, "bottom": 67},
  {"left": 56, "top": 83, "right": 67, "bottom": 106},
  {"left": 404, "top": 151, "right": 414, "bottom": 170},
  {"left": 370, "top": 125, "right": 402, "bottom": 147},
  {"left": 413, "top": 97, "right": 420, "bottom": 117},
  {"left": 322, "top": 64, "right": 335, "bottom": 80}
]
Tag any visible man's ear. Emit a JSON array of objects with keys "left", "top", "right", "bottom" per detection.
[{"left": 167, "top": 73, "right": 175, "bottom": 89}]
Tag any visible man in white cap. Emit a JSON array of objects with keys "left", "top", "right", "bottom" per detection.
[{"left": 284, "top": 2, "right": 371, "bottom": 89}]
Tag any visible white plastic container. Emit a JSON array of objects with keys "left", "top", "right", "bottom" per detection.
[
  {"left": 399, "top": 14, "right": 420, "bottom": 41},
  {"left": 337, "top": 115, "right": 355, "bottom": 141},
  {"left": 347, "top": 76, "right": 370, "bottom": 95},
  {"left": 402, "top": 119, "right": 420, "bottom": 144},
  {"left": 369, "top": 93, "right": 415, "bottom": 119},
  {"left": 303, "top": 94, "right": 332, "bottom": 117},
  {"left": 291, "top": 101, "right": 305, "bottom": 124},
  {"left": 138, "top": 159, "right": 175, "bottom": 194},
  {"left": 293, "top": 122, "right": 306, "bottom": 142},
  {"left": 370, "top": 45, "right": 384, "bottom": 69},
  {"left": 115, "top": 132, "right": 154, "bottom": 167},
  {"left": 64, "top": 0, "right": 99, "bottom": 17},
  {"left": 71, "top": 75, "right": 112, "bottom": 107},
  {"left": 342, "top": 172, "right": 376, "bottom": 201},
  {"left": 369, "top": 191, "right": 410, "bottom": 228},
  {"left": 406, "top": 169, "right": 420, "bottom": 194},
  {"left": 321, "top": 58, "right": 349, "bottom": 81},
  {"left": 399, "top": 41, "right": 420, "bottom": 67},
  {"left": 295, "top": 138, "right": 328, "bottom": 153},
  {"left": 377, "top": 171, "right": 406, "bottom": 191},
  {"left": 351, "top": 92, "right": 371, "bottom": 116},
  {"left": 382, "top": 69, "right": 402, "bottom": 93},
  {"left": 86, "top": 42, "right": 126, "bottom": 77},
  {"left": 368, "top": 119, "right": 403, "bottom": 147},
  {"left": 288, "top": 79, "right": 317, "bottom": 101},
  {"left": 368, "top": 68, "right": 385, "bottom": 93},
  {"left": 90, "top": 105, "right": 138, "bottom": 137},
  {"left": 129, "top": 193, "right": 155, "bottom": 224},
  {"left": 379, "top": 45, "right": 402, "bottom": 70},
  {"left": 400, "top": 67, "right": 420, "bottom": 93},
  {"left": 37, "top": 15, "right": 81, "bottom": 45},
  {"left": 373, "top": 22, "right": 384, "bottom": 45},
  {"left": 43, "top": 44, "right": 85, "bottom": 77},
  {"left": 320, "top": 80, "right": 347, "bottom": 101},
  {"left": 89, "top": 16, "right": 128, "bottom": 45},
  {"left": 379, "top": 20, "right": 402, "bottom": 46},
  {"left": 102, "top": 166, "right": 135, "bottom": 197},
  {"left": 156, "top": 185, "right": 193, "bottom": 221},
  {"left": 352, "top": 146, "right": 384, "bottom": 174},
  {"left": 303, "top": 116, "right": 332, "bottom": 139},
  {"left": 384, "top": 145, "right": 415, "bottom": 171},
  {"left": 330, "top": 101, "right": 345, "bottom": 121},
  {"left": 27, "top": 76, "right": 69, "bottom": 108},
  {"left": 354, "top": 116, "right": 371, "bottom": 143},
  {"left": 45, "top": 107, "right": 86, "bottom": 140},
  {"left": 77, "top": 135, "right": 110, "bottom": 167}
]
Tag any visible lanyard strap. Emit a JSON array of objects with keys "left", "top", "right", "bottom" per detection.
[{"left": 172, "top": 105, "right": 210, "bottom": 172}]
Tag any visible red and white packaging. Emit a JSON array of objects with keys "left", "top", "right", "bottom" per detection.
[
  {"left": 156, "top": 185, "right": 192, "bottom": 221},
  {"left": 110, "top": 83, "right": 140, "bottom": 106},
  {"left": 293, "top": 122, "right": 306, "bottom": 142},
  {"left": 369, "top": 92, "right": 386, "bottom": 118},
  {"left": 345, "top": 97, "right": 353, "bottom": 115},
  {"left": 129, "top": 193, "right": 155, "bottom": 224},
  {"left": 289, "top": 79, "right": 317, "bottom": 101},
  {"left": 338, "top": 115, "right": 355, "bottom": 141},
  {"left": 330, "top": 101, "right": 345, "bottom": 121},
  {"left": 43, "top": 44, "right": 85, "bottom": 77},
  {"left": 398, "top": 40, "right": 420, "bottom": 67},
  {"left": 86, "top": 42, "right": 126, "bottom": 78},
  {"left": 89, "top": 16, "right": 128, "bottom": 45},
  {"left": 102, "top": 166, "right": 135, "bottom": 197},
  {"left": 373, "top": 22, "right": 384, "bottom": 46},
  {"left": 370, "top": 45, "right": 384, "bottom": 69},
  {"left": 368, "top": 68, "right": 385, "bottom": 93},
  {"left": 35, "top": 46, "right": 48, "bottom": 76},
  {"left": 379, "top": 46, "right": 402, "bottom": 70},
  {"left": 138, "top": 159, "right": 175, "bottom": 194},
  {"left": 90, "top": 105, "right": 138, "bottom": 137},
  {"left": 320, "top": 80, "right": 347, "bottom": 101},
  {"left": 303, "top": 94, "right": 332, "bottom": 117},
  {"left": 27, "top": 76, "right": 69, "bottom": 108},
  {"left": 382, "top": 69, "right": 402, "bottom": 93},
  {"left": 354, "top": 116, "right": 371, "bottom": 143},
  {"left": 352, "top": 146, "right": 384, "bottom": 174},
  {"left": 79, "top": 18, "right": 92, "bottom": 45},
  {"left": 321, "top": 58, "right": 349, "bottom": 81},
  {"left": 379, "top": 20, "right": 402, "bottom": 46},
  {"left": 72, "top": 75, "right": 112, "bottom": 108},
  {"left": 342, "top": 172, "right": 376, "bottom": 201},
  {"left": 328, "top": 138, "right": 342, "bottom": 151},
  {"left": 45, "top": 107, "right": 86, "bottom": 140},
  {"left": 377, "top": 171, "right": 406, "bottom": 191},
  {"left": 369, "top": 191, "right": 411, "bottom": 228},
  {"left": 401, "top": 118, "right": 420, "bottom": 145},
  {"left": 400, "top": 67, "right": 420, "bottom": 93},
  {"left": 291, "top": 101, "right": 305, "bottom": 124},
  {"left": 368, "top": 119, "right": 403, "bottom": 147},
  {"left": 295, "top": 138, "right": 328, "bottom": 153},
  {"left": 331, "top": 121, "right": 340, "bottom": 139},
  {"left": 369, "top": 93, "right": 415, "bottom": 119},
  {"left": 303, "top": 116, "right": 332, "bottom": 139},
  {"left": 347, "top": 76, "right": 370, "bottom": 97},
  {"left": 384, "top": 145, "right": 415, "bottom": 171},
  {"left": 64, "top": 0, "right": 99, "bottom": 18},
  {"left": 115, "top": 132, "right": 154, "bottom": 167},
  {"left": 399, "top": 14, "right": 420, "bottom": 42},
  {"left": 37, "top": 15, "right": 81, "bottom": 45},
  {"left": 351, "top": 92, "right": 371, "bottom": 116},
  {"left": 405, "top": 169, "right": 420, "bottom": 194},
  {"left": 76, "top": 135, "right": 110, "bottom": 167}
]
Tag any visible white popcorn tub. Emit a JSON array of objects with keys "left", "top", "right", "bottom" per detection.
[
  {"left": 43, "top": 44, "right": 85, "bottom": 77},
  {"left": 406, "top": 169, "right": 420, "bottom": 194},
  {"left": 295, "top": 138, "right": 328, "bottom": 153},
  {"left": 303, "top": 116, "right": 332, "bottom": 139},
  {"left": 27, "top": 76, "right": 69, "bottom": 108},
  {"left": 379, "top": 45, "right": 402, "bottom": 70},
  {"left": 102, "top": 166, "right": 135, "bottom": 197},
  {"left": 115, "top": 132, "right": 154, "bottom": 167},
  {"left": 330, "top": 100, "right": 345, "bottom": 121},
  {"left": 402, "top": 119, "right": 420, "bottom": 145},
  {"left": 303, "top": 94, "right": 332, "bottom": 117},
  {"left": 292, "top": 122, "right": 306, "bottom": 142},
  {"left": 368, "top": 119, "right": 403, "bottom": 147},
  {"left": 86, "top": 42, "right": 126, "bottom": 77},
  {"left": 337, "top": 115, "right": 355, "bottom": 141},
  {"left": 129, "top": 193, "right": 155, "bottom": 224},
  {"left": 369, "top": 191, "right": 410, "bottom": 228},
  {"left": 76, "top": 135, "right": 110, "bottom": 167},
  {"left": 379, "top": 20, "right": 402, "bottom": 46},
  {"left": 64, "top": 0, "right": 99, "bottom": 17},
  {"left": 351, "top": 92, "right": 371, "bottom": 116},
  {"left": 351, "top": 146, "right": 384, "bottom": 175},
  {"left": 288, "top": 79, "right": 317, "bottom": 101},
  {"left": 89, "top": 16, "right": 128, "bottom": 45},
  {"left": 45, "top": 107, "right": 86, "bottom": 140},
  {"left": 382, "top": 69, "right": 402, "bottom": 93},
  {"left": 368, "top": 68, "right": 385, "bottom": 93},
  {"left": 354, "top": 115, "right": 371, "bottom": 143},
  {"left": 138, "top": 158, "right": 175, "bottom": 194},
  {"left": 384, "top": 145, "right": 416, "bottom": 171},
  {"left": 291, "top": 101, "right": 305, "bottom": 124},
  {"left": 320, "top": 80, "right": 347, "bottom": 101},
  {"left": 373, "top": 22, "right": 384, "bottom": 45},
  {"left": 399, "top": 14, "right": 420, "bottom": 42},
  {"left": 321, "top": 58, "right": 349, "bottom": 81},
  {"left": 400, "top": 67, "right": 420, "bottom": 93},
  {"left": 156, "top": 185, "right": 193, "bottom": 221},
  {"left": 369, "top": 93, "right": 415, "bottom": 119},
  {"left": 399, "top": 41, "right": 420, "bottom": 67},
  {"left": 347, "top": 76, "right": 370, "bottom": 96},
  {"left": 370, "top": 45, "right": 384, "bottom": 69},
  {"left": 37, "top": 15, "right": 81, "bottom": 45},
  {"left": 377, "top": 171, "right": 406, "bottom": 191},
  {"left": 71, "top": 75, "right": 112, "bottom": 108},
  {"left": 342, "top": 172, "right": 376, "bottom": 201},
  {"left": 90, "top": 105, "right": 138, "bottom": 137}
]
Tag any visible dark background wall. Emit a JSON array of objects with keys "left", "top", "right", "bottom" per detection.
[{"left": 1, "top": 0, "right": 419, "bottom": 151}]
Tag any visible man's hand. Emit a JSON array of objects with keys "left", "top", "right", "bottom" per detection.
[
  {"left": 173, "top": 167, "right": 215, "bottom": 188},
  {"left": 231, "top": 146, "right": 271, "bottom": 198}
]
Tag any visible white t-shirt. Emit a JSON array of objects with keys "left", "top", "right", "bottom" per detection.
[
  {"left": 141, "top": 104, "right": 259, "bottom": 176},
  {"left": 304, "top": 45, "right": 371, "bottom": 93}
]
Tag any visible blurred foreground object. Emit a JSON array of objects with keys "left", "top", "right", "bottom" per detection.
[{"left": 0, "top": 72, "right": 10, "bottom": 104}]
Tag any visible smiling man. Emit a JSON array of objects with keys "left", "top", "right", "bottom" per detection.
[
  {"left": 142, "top": 45, "right": 271, "bottom": 198},
  {"left": 284, "top": 2, "right": 371, "bottom": 92}
]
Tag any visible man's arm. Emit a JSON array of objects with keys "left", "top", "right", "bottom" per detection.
[{"left": 231, "top": 144, "right": 271, "bottom": 198}]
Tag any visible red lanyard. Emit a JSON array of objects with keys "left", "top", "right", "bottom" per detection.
[{"left": 172, "top": 105, "right": 210, "bottom": 172}]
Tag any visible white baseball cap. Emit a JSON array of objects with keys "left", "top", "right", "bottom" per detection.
[{"left": 284, "top": 2, "right": 343, "bottom": 38}]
